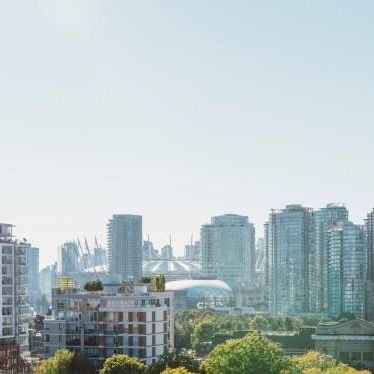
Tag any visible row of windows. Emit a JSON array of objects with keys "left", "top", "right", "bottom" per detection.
[{"left": 340, "top": 351, "right": 374, "bottom": 361}]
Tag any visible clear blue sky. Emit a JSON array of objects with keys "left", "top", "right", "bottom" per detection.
[{"left": 1, "top": 1, "right": 374, "bottom": 268}]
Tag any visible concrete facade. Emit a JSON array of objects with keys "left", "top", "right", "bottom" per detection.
[
  {"left": 313, "top": 319, "right": 374, "bottom": 371},
  {"left": 43, "top": 284, "right": 174, "bottom": 369}
]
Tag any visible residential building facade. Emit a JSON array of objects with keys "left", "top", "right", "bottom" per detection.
[
  {"left": 201, "top": 214, "right": 255, "bottom": 289},
  {"left": 327, "top": 222, "right": 366, "bottom": 319},
  {"left": 107, "top": 215, "right": 143, "bottom": 281},
  {"left": 39, "top": 263, "right": 57, "bottom": 304},
  {"left": 26, "top": 246, "right": 39, "bottom": 309},
  {"left": 310, "top": 204, "right": 348, "bottom": 313},
  {"left": 266, "top": 205, "right": 314, "bottom": 315},
  {"left": 43, "top": 284, "right": 174, "bottom": 369},
  {"left": 58, "top": 241, "right": 80, "bottom": 275},
  {"left": 0, "top": 223, "right": 30, "bottom": 356},
  {"left": 365, "top": 208, "right": 374, "bottom": 321},
  {"left": 313, "top": 319, "right": 374, "bottom": 371}
]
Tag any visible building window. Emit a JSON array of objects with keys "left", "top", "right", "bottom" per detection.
[
  {"left": 351, "top": 352, "right": 361, "bottom": 361},
  {"left": 363, "top": 352, "right": 373, "bottom": 361},
  {"left": 339, "top": 352, "right": 350, "bottom": 361}
]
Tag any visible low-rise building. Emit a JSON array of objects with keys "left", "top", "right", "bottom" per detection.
[
  {"left": 313, "top": 319, "right": 374, "bottom": 371},
  {"left": 43, "top": 283, "right": 174, "bottom": 370}
]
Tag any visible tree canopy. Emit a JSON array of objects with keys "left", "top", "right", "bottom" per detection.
[
  {"left": 146, "top": 351, "right": 200, "bottom": 374},
  {"left": 289, "top": 351, "right": 371, "bottom": 374},
  {"left": 155, "top": 274, "right": 166, "bottom": 292},
  {"left": 201, "top": 332, "right": 291, "bottom": 374},
  {"left": 34, "top": 349, "right": 93, "bottom": 374},
  {"left": 84, "top": 280, "right": 103, "bottom": 292},
  {"left": 160, "top": 367, "right": 191, "bottom": 374},
  {"left": 100, "top": 354, "right": 145, "bottom": 374}
]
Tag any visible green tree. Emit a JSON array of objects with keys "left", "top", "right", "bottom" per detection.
[
  {"left": 100, "top": 354, "right": 145, "bottom": 374},
  {"left": 146, "top": 351, "right": 200, "bottom": 374},
  {"left": 201, "top": 332, "right": 291, "bottom": 374},
  {"left": 84, "top": 280, "right": 103, "bottom": 292},
  {"left": 34, "top": 349, "right": 93, "bottom": 374},
  {"left": 289, "top": 351, "right": 370, "bottom": 374},
  {"left": 191, "top": 319, "right": 214, "bottom": 350},
  {"left": 155, "top": 274, "right": 166, "bottom": 292},
  {"left": 140, "top": 276, "right": 152, "bottom": 283},
  {"left": 160, "top": 368, "right": 191, "bottom": 374},
  {"left": 283, "top": 316, "right": 296, "bottom": 331},
  {"left": 248, "top": 315, "right": 270, "bottom": 331}
]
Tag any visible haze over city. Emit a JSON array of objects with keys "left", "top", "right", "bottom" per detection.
[{"left": 1, "top": 1, "right": 374, "bottom": 268}]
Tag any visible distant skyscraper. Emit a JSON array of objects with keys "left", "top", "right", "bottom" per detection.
[
  {"left": 143, "top": 240, "right": 159, "bottom": 261},
  {"left": 201, "top": 214, "right": 255, "bottom": 288},
  {"left": 310, "top": 204, "right": 348, "bottom": 313},
  {"left": 327, "top": 222, "right": 366, "bottom": 319},
  {"left": 58, "top": 241, "right": 80, "bottom": 275},
  {"left": 184, "top": 239, "right": 201, "bottom": 261},
  {"left": 365, "top": 208, "right": 374, "bottom": 320},
  {"left": 266, "top": 205, "right": 313, "bottom": 315},
  {"left": 107, "top": 215, "right": 143, "bottom": 281},
  {"left": 27, "top": 246, "right": 39, "bottom": 308},
  {"left": 161, "top": 244, "right": 173, "bottom": 260},
  {"left": 39, "top": 263, "right": 57, "bottom": 303}
]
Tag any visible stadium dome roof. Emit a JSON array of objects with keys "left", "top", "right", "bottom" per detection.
[
  {"left": 166, "top": 279, "right": 232, "bottom": 299},
  {"left": 143, "top": 259, "right": 201, "bottom": 274}
]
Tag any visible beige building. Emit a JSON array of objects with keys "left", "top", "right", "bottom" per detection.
[{"left": 313, "top": 319, "right": 374, "bottom": 371}]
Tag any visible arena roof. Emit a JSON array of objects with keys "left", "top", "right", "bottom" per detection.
[
  {"left": 166, "top": 279, "right": 232, "bottom": 292},
  {"left": 143, "top": 259, "right": 201, "bottom": 274}
]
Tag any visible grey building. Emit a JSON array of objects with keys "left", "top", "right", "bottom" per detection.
[
  {"left": 201, "top": 214, "right": 255, "bottom": 289},
  {"left": 0, "top": 223, "right": 30, "bottom": 353},
  {"left": 39, "top": 263, "right": 57, "bottom": 304},
  {"left": 313, "top": 319, "right": 374, "bottom": 371},
  {"left": 107, "top": 215, "right": 143, "bottom": 281},
  {"left": 161, "top": 245, "right": 173, "bottom": 260},
  {"left": 327, "top": 222, "right": 366, "bottom": 319},
  {"left": 310, "top": 204, "right": 348, "bottom": 313},
  {"left": 365, "top": 208, "right": 374, "bottom": 321},
  {"left": 266, "top": 205, "right": 314, "bottom": 316},
  {"left": 26, "top": 246, "right": 39, "bottom": 308},
  {"left": 57, "top": 241, "right": 80, "bottom": 275}
]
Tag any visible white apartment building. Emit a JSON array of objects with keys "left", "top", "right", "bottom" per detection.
[
  {"left": 0, "top": 224, "right": 29, "bottom": 350},
  {"left": 43, "top": 283, "right": 174, "bottom": 370}
]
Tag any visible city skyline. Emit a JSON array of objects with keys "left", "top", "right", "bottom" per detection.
[
  {"left": 2, "top": 1, "right": 374, "bottom": 268},
  {"left": 7, "top": 202, "right": 374, "bottom": 269}
]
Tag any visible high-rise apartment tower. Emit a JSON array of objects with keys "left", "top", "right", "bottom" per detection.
[{"left": 107, "top": 215, "right": 143, "bottom": 281}]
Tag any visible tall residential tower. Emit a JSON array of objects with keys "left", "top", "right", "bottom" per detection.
[
  {"left": 266, "top": 205, "right": 313, "bottom": 315},
  {"left": 201, "top": 214, "right": 255, "bottom": 289},
  {"left": 327, "top": 222, "right": 366, "bottom": 319},
  {"left": 26, "top": 246, "right": 39, "bottom": 309},
  {"left": 107, "top": 215, "right": 143, "bottom": 281},
  {"left": 0, "top": 224, "right": 30, "bottom": 354},
  {"left": 310, "top": 204, "right": 348, "bottom": 313}
]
